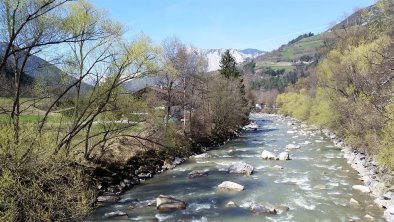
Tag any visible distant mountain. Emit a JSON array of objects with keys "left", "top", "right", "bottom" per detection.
[
  {"left": 0, "top": 43, "right": 91, "bottom": 97},
  {"left": 240, "top": 48, "right": 265, "bottom": 57},
  {"left": 196, "top": 48, "right": 265, "bottom": 72}
]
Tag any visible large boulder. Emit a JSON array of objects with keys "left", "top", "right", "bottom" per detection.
[
  {"left": 352, "top": 185, "right": 371, "bottom": 193},
  {"left": 218, "top": 181, "right": 244, "bottom": 192},
  {"left": 188, "top": 170, "right": 209, "bottom": 179},
  {"left": 277, "top": 152, "right": 290, "bottom": 160},
  {"left": 228, "top": 162, "right": 254, "bottom": 175},
  {"left": 261, "top": 150, "right": 276, "bottom": 160},
  {"left": 156, "top": 195, "right": 186, "bottom": 212}
]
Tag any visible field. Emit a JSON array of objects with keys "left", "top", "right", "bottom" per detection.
[
  {"left": 0, "top": 97, "right": 64, "bottom": 123},
  {"left": 256, "top": 61, "right": 295, "bottom": 71},
  {"left": 280, "top": 34, "right": 323, "bottom": 60}
]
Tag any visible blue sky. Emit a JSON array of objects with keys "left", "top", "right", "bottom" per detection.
[{"left": 90, "top": 0, "right": 374, "bottom": 51}]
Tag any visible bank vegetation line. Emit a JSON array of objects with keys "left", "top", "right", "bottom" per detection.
[
  {"left": 273, "top": 1, "right": 393, "bottom": 220},
  {"left": 266, "top": 113, "right": 394, "bottom": 221}
]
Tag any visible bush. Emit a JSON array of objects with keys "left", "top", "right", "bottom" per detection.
[
  {"left": 0, "top": 125, "right": 95, "bottom": 222},
  {"left": 378, "top": 100, "right": 394, "bottom": 170},
  {"left": 276, "top": 89, "right": 311, "bottom": 120}
]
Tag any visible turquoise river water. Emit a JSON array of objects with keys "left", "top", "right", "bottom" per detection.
[{"left": 89, "top": 114, "right": 383, "bottom": 222}]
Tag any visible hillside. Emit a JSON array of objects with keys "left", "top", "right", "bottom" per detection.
[
  {"left": 252, "top": 33, "right": 323, "bottom": 73},
  {"left": 0, "top": 43, "right": 92, "bottom": 97}
]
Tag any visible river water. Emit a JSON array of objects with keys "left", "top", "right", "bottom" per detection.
[{"left": 90, "top": 114, "right": 383, "bottom": 222}]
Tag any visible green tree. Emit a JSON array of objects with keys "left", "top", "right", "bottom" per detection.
[{"left": 219, "top": 50, "right": 240, "bottom": 79}]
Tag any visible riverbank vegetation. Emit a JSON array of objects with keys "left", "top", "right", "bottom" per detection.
[
  {"left": 0, "top": 0, "right": 250, "bottom": 221},
  {"left": 276, "top": 0, "right": 394, "bottom": 169}
]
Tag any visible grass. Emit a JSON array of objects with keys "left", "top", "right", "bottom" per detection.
[
  {"left": 0, "top": 114, "right": 64, "bottom": 124},
  {"left": 0, "top": 97, "right": 66, "bottom": 124},
  {"left": 280, "top": 34, "right": 324, "bottom": 60},
  {"left": 256, "top": 61, "right": 295, "bottom": 71}
]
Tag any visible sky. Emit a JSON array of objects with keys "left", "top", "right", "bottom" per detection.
[{"left": 90, "top": 0, "right": 374, "bottom": 51}]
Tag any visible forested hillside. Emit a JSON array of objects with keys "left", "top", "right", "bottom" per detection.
[{"left": 276, "top": 0, "right": 394, "bottom": 169}]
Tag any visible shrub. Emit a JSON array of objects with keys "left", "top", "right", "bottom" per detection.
[
  {"left": 0, "top": 125, "right": 95, "bottom": 222},
  {"left": 378, "top": 100, "right": 394, "bottom": 170}
]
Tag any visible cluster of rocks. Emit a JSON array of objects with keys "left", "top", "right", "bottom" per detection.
[
  {"left": 216, "top": 162, "right": 253, "bottom": 191},
  {"left": 322, "top": 128, "right": 394, "bottom": 221},
  {"left": 261, "top": 150, "right": 290, "bottom": 160},
  {"left": 92, "top": 165, "right": 141, "bottom": 203},
  {"left": 95, "top": 156, "right": 187, "bottom": 205},
  {"left": 224, "top": 201, "right": 289, "bottom": 216},
  {"left": 216, "top": 162, "right": 289, "bottom": 215}
]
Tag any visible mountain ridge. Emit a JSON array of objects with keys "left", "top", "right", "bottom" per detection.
[{"left": 195, "top": 48, "right": 265, "bottom": 72}]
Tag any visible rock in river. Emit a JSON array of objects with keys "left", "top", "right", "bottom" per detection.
[
  {"left": 364, "top": 214, "right": 374, "bottom": 221},
  {"left": 188, "top": 170, "right": 209, "bottom": 179},
  {"left": 156, "top": 195, "right": 186, "bottom": 212},
  {"left": 224, "top": 201, "right": 238, "bottom": 208},
  {"left": 278, "top": 152, "right": 290, "bottom": 160},
  {"left": 352, "top": 185, "right": 371, "bottom": 193},
  {"left": 218, "top": 181, "right": 244, "bottom": 192},
  {"left": 228, "top": 162, "right": 254, "bottom": 175},
  {"left": 261, "top": 150, "right": 276, "bottom": 160},
  {"left": 273, "top": 205, "right": 290, "bottom": 214},
  {"left": 384, "top": 191, "right": 394, "bottom": 200},
  {"left": 349, "top": 198, "right": 360, "bottom": 208},
  {"left": 104, "top": 210, "right": 128, "bottom": 218},
  {"left": 97, "top": 195, "right": 120, "bottom": 203},
  {"left": 250, "top": 203, "right": 277, "bottom": 215},
  {"left": 193, "top": 153, "right": 212, "bottom": 159}
]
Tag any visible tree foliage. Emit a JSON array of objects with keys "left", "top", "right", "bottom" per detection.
[
  {"left": 276, "top": 0, "right": 394, "bottom": 169},
  {"left": 219, "top": 50, "right": 240, "bottom": 79}
]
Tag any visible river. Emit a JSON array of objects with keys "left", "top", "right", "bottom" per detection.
[{"left": 89, "top": 114, "right": 383, "bottom": 221}]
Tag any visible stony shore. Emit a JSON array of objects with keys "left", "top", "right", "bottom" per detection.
[
  {"left": 92, "top": 128, "right": 243, "bottom": 206},
  {"left": 255, "top": 113, "right": 394, "bottom": 222},
  {"left": 322, "top": 129, "right": 394, "bottom": 222}
]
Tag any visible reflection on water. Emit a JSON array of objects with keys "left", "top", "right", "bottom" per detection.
[{"left": 89, "top": 114, "right": 383, "bottom": 222}]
